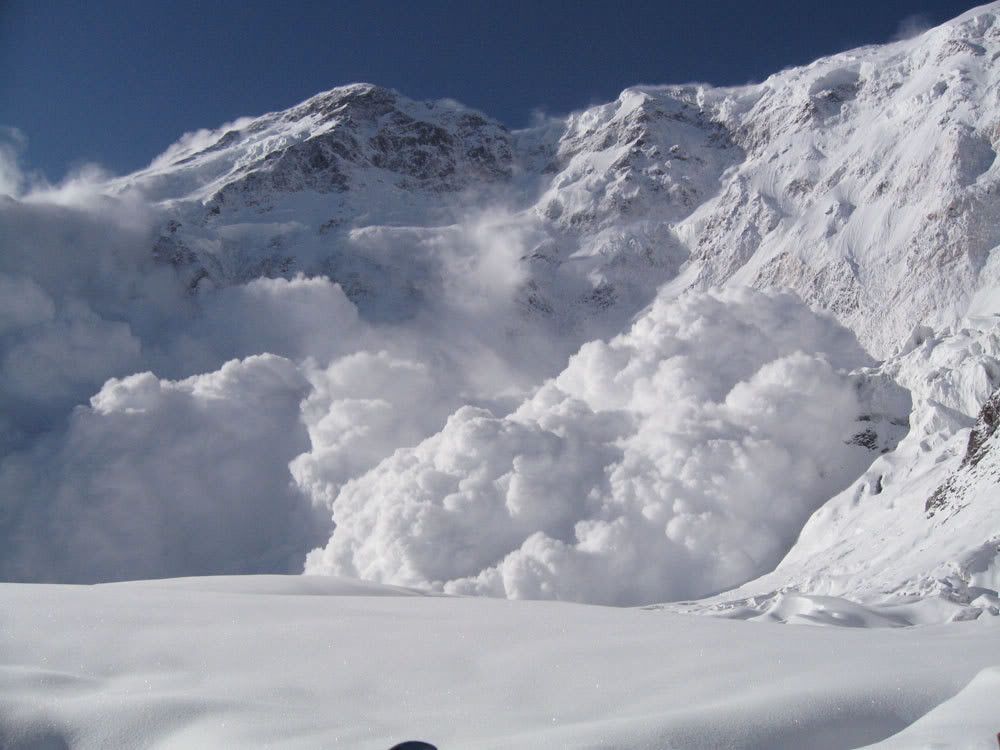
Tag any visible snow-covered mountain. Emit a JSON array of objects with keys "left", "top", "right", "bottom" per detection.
[
  {"left": 1, "top": 3, "right": 998, "bottom": 624},
  {"left": 122, "top": 3, "right": 1000, "bottom": 358}
]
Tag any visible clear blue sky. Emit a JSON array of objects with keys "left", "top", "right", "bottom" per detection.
[{"left": 0, "top": 0, "right": 983, "bottom": 181}]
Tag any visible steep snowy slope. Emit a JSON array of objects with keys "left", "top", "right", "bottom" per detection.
[
  {"left": 122, "top": 81, "right": 739, "bottom": 349},
  {"left": 119, "top": 84, "right": 523, "bottom": 325},
  {"left": 123, "top": 83, "right": 513, "bottom": 210},
  {"left": 663, "top": 316, "right": 1000, "bottom": 624},
  {"left": 676, "top": 7, "right": 1000, "bottom": 357},
  {"left": 120, "top": 4, "right": 1000, "bottom": 359}
]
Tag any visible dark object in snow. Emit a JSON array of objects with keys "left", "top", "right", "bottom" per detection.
[
  {"left": 389, "top": 743, "right": 438, "bottom": 750},
  {"left": 925, "top": 387, "right": 1000, "bottom": 517},
  {"left": 964, "top": 389, "right": 999, "bottom": 468}
]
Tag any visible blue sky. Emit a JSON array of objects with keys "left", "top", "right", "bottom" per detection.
[{"left": 0, "top": 0, "right": 982, "bottom": 181}]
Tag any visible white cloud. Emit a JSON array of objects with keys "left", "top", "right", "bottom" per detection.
[
  {"left": 0, "top": 180, "right": 552, "bottom": 582},
  {"left": 306, "top": 288, "right": 885, "bottom": 605},
  {"left": 290, "top": 350, "right": 461, "bottom": 511},
  {"left": 0, "top": 143, "right": 899, "bottom": 599},
  {"left": 0, "top": 355, "right": 324, "bottom": 582},
  {"left": 0, "top": 273, "right": 55, "bottom": 334},
  {"left": 190, "top": 273, "right": 365, "bottom": 364}
]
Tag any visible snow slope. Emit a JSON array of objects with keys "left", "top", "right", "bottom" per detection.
[
  {"left": 114, "top": 3, "right": 1000, "bottom": 358},
  {"left": 676, "top": 5, "right": 1000, "bottom": 356},
  {"left": 1, "top": 575, "right": 998, "bottom": 750},
  {"left": 858, "top": 666, "right": 1000, "bottom": 749}
]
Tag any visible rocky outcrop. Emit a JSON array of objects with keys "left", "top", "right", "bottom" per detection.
[{"left": 926, "top": 386, "right": 1000, "bottom": 516}]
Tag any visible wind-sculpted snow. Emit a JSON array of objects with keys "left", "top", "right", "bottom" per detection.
[{"left": 305, "top": 289, "right": 893, "bottom": 605}]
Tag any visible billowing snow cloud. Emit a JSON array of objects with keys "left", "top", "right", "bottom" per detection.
[
  {"left": 290, "top": 351, "right": 462, "bottom": 512},
  {"left": 0, "top": 355, "right": 322, "bottom": 582},
  {"left": 0, "top": 179, "right": 544, "bottom": 582},
  {"left": 0, "top": 195, "right": 169, "bottom": 453},
  {"left": 305, "top": 288, "right": 883, "bottom": 605},
  {"left": 0, "top": 148, "right": 894, "bottom": 595}
]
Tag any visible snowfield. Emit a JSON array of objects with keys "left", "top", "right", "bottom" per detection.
[{"left": 1, "top": 576, "right": 998, "bottom": 750}]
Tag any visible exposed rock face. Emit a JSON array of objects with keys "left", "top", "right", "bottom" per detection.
[
  {"left": 964, "top": 387, "right": 1000, "bottom": 465},
  {"left": 926, "top": 386, "right": 1000, "bottom": 516}
]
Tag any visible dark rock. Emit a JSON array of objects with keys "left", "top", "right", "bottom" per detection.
[
  {"left": 847, "top": 427, "right": 879, "bottom": 451},
  {"left": 963, "top": 389, "right": 1000, "bottom": 468}
]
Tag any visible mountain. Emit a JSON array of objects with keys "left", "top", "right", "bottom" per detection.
[
  {"left": 1, "top": 4, "right": 998, "bottom": 621},
  {"left": 124, "top": 3, "right": 1000, "bottom": 358},
  {"left": 7, "top": 9, "right": 1000, "bottom": 749}
]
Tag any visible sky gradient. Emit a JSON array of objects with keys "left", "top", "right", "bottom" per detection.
[{"left": 0, "top": 0, "right": 985, "bottom": 181}]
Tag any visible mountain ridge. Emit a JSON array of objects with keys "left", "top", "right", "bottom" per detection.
[{"left": 114, "top": 2, "right": 1000, "bottom": 361}]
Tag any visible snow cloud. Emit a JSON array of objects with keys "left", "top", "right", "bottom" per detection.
[
  {"left": 892, "top": 14, "right": 933, "bottom": 42},
  {"left": 0, "top": 355, "right": 324, "bottom": 582},
  {"left": 306, "top": 289, "right": 883, "bottom": 605},
  {"left": 0, "top": 147, "right": 894, "bottom": 598},
  {"left": 0, "top": 128, "right": 27, "bottom": 198},
  {"left": 0, "top": 174, "right": 548, "bottom": 582}
]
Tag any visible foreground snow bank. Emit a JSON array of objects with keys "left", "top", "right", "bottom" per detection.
[
  {"left": 858, "top": 666, "right": 1000, "bottom": 750},
  {"left": 2, "top": 576, "right": 997, "bottom": 750}
]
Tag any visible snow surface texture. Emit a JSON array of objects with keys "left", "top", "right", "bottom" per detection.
[
  {"left": 1, "top": 576, "right": 998, "bottom": 750},
  {"left": 0, "top": 3, "right": 997, "bottom": 623}
]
